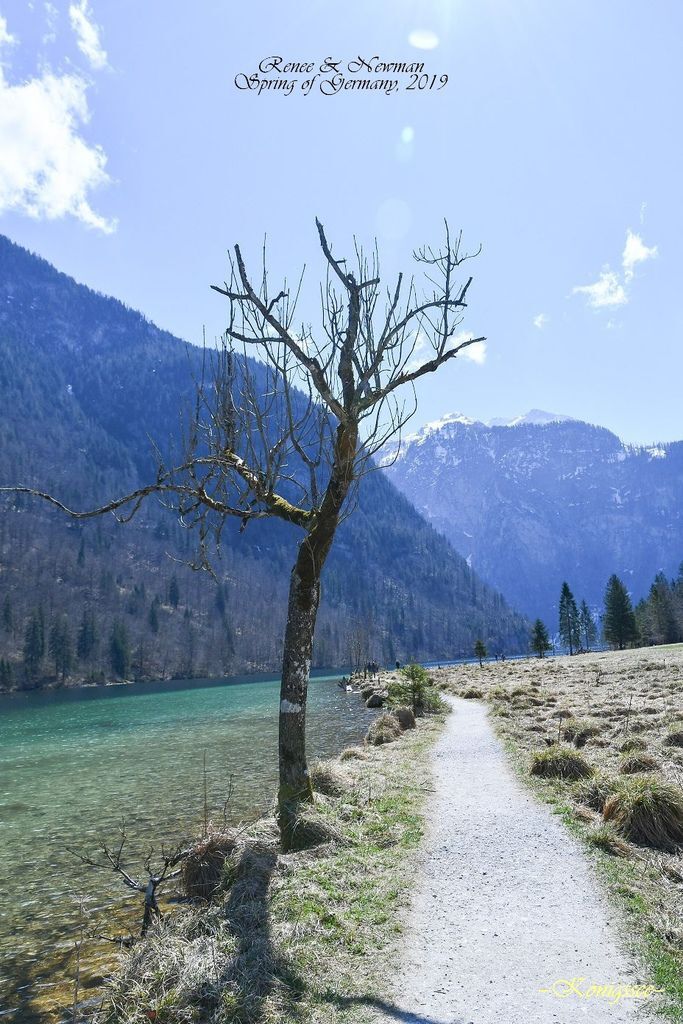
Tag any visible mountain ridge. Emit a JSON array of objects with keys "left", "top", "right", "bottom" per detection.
[{"left": 383, "top": 412, "right": 683, "bottom": 623}]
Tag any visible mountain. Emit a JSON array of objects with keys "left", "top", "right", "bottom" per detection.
[
  {"left": 487, "top": 409, "right": 574, "bottom": 428},
  {"left": 382, "top": 412, "right": 683, "bottom": 624},
  {"left": 0, "top": 235, "right": 529, "bottom": 688}
]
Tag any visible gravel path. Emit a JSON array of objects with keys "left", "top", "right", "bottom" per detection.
[{"left": 376, "top": 697, "right": 656, "bottom": 1024}]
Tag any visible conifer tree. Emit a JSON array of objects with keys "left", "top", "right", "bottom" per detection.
[
  {"left": 23, "top": 609, "right": 44, "bottom": 679},
  {"left": 77, "top": 608, "right": 98, "bottom": 663},
  {"left": 169, "top": 574, "right": 180, "bottom": 609},
  {"left": 558, "top": 582, "right": 580, "bottom": 654},
  {"left": 648, "top": 572, "right": 679, "bottom": 644},
  {"left": 603, "top": 575, "right": 638, "bottom": 650},
  {"left": 0, "top": 658, "right": 13, "bottom": 689},
  {"left": 474, "top": 638, "right": 487, "bottom": 667},
  {"left": 109, "top": 620, "right": 130, "bottom": 678},
  {"left": 148, "top": 598, "right": 160, "bottom": 634},
  {"left": 49, "top": 615, "right": 73, "bottom": 681},
  {"left": 2, "top": 595, "right": 13, "bottom": 635},
  {"left": 578, "top": 599, "right": 597, "bottom": 652},
  {"left": 530, "top": 619, "right": 551, "bottom": 658}
]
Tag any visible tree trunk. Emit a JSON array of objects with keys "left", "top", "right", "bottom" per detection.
[
  {"left": 276, "top": 421, "right": 358, "bottom": 850},
  {"left": 277, "top": 553, "right": 320, "bottom": 848}
]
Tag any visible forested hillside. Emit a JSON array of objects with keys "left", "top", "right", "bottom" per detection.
[{"left": 0, "top": 235, "right": 529, "bottom": 688}]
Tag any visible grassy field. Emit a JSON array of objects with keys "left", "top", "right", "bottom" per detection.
[{"left": 435, "top": 647, "right": 683, "bottom": 1022}]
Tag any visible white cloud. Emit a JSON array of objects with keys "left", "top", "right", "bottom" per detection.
[
  {"left": 69, "top": 0, "right": 107, "bottom": 70},
  {"left": 573, "top": 227, "right": 657, "bottom": 312},
  {"left": 461, "top": 341, "right": 486, "bottom": 364},
  {"left": 533, "top": 313, "right": 548, "bottom": 329},
  {"left": 43, "top": 3, "right": 58, "bottom": 46},
  {"left": 0, "top": 15, "right": 15, "bottom": 49},
  {"left": 0, "top": 21, "right": 115, "bottom": 232},
  {"left": 573, "top": 270, "right": 627, "bottom": 309},
  {"left": 453, "top": 332, "right": 486, "bottom": 364},
  {"left": 622, "top": 229, "right": 657, "bottom": 283}
]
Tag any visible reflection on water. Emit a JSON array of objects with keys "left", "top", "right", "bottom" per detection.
[{"left": 0, "top": 673, "right": 375, "bottom": 1022}]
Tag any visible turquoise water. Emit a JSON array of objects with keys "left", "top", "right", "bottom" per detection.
[{"left": 0, "top": 674, "right": 376, "bottom": 1021}]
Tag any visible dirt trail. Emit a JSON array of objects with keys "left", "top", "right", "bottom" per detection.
[{"left": 377, "top": 697, "right": 656, "bottom": 1024}]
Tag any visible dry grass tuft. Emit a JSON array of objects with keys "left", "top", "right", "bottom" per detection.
[
  {"left": 339, "top": 745, "right": 367, "bottom": 761},
  {"left": 665, "top": 729, "right": 683, "bottom": 749},
  {"left": 181, "top": 830, "right": 238, "bottom": 900},
  {"left": 365, "top": 712, "right": 403, "bottom": 746},
  {"left": 461, "top": 686, "right": 483, "bottom": 699},
  {"left": 603, "top": 777, "right": 683, "bottom": 850},
  {"left": 620, "top": 737, "right": 648, "bottom": 753},
  {"left": 619, "top": 753, "right": 662, "bottom": 775},
  {"left": 561, "top": 718, "right": 601, "bottom": 747},
  {"left": 309, "top": 758, "right": 346, "bottom": 796},
  {"left": 287, "top": 811, "right": 346, "bottom": 852},
  {"left": 660, "top": 858, "right": 683, "bottom": 884},
  {"left": 577, "top": 773, "right": 620, "bottom": 812},
  {"left": 530, "top": 745, "right": 593, "bottom": 780},
  {"left": 586, "top": 824, "right": 631, "bottom": 857}
]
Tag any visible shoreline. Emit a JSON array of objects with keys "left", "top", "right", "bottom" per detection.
[
  {"left": 0, "top": 649, "right": 572, "bottom": 700},
  {"left": 69, "top": 691, "right": 446, "bottom": 1023}
]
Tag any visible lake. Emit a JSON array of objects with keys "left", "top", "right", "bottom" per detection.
[{"left": 0, "top": 672, "right": 377, "bottom": 1022}]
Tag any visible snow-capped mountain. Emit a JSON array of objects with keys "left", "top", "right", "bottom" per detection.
[
  {"left": 487, "top": 409, "right": 574, "bottom": 428},
  {"left": 383, "top": 413, "right": 683, "bottom": 623}
]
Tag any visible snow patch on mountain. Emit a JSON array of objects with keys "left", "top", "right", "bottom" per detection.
[{"left": 487, "top": 409, "right": 574, "bottom": 428}]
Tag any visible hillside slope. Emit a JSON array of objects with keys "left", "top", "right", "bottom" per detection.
[{"left": 0, "top": 236, "right": 529, "bottom": 687}]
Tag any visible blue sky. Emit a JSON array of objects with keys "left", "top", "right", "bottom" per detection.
[{"left": 0, "top": 0, "right": 680, "bottom": 443}]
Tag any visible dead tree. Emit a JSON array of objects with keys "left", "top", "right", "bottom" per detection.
[
  {"left": 2, "top": 219, "right": 484, "bottom": 849},
  {"left": 72, "top": 825, "right": 189, "bottom": 937}
]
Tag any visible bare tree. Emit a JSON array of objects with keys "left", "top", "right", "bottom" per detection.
[
  {"left": 70, "top": 823, "right": 189, "bottom": 937},
  {"left": 2, "top": 220, "right": 483, "bottom": 848}
]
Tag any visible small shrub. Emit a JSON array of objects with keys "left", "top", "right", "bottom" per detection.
[
  {"left": 586, "top": 824, "right": 631, "bottom": 857},
  {"left": 309, "top": 759, "right": 345, "bottom": 796},
  {"left": 619, "top": 753, "right": 661, "bottom": 775},
  {"left": 619, "top": 737, "right": 647, "bottom": 753},
  {"left": 530, "top": 745, "right": 593, "bottom": 781},
  {"left": 603, "top": 777, "right": 683, "bottom": 850},
  {"left": 365, "top": 712, "right": 403, "bottom": 746},
  {"left": 387, "top": 662, "right": 431, "bottom": 714},
  {"left": 394, "top": 706, "right": 417, "bottom": 730},
  {"left": 421, "top": 688, "right": 449, "bottom": 713},
  {"left": 388, "top": 663, "right": 445, "bottom": 715},
  {"left": 462, "top": 686, "right": 483, "bottom": 699}
]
